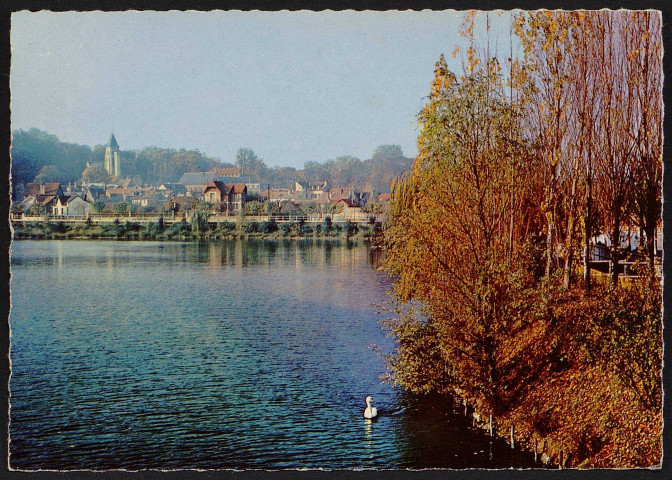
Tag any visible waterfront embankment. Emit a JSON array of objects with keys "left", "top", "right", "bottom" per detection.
[{"left": 11, "top": 218, "right": 383, "bottom": 242}]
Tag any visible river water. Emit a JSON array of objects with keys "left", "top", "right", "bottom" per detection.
[{"left": 9, "top": 239, "right": 536, "bottom": 470}]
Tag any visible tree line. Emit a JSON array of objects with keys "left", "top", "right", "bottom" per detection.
[
  {"left": 10, "top": 128, "right": 413, "bottom": 194},
  {"left": 232, "top": 145, "right": 413, "bottom": 192},
  {"left": 383, "top": 10, "right": 661, "bottom": 468}
]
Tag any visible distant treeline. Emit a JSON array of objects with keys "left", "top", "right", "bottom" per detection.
[{"left": 10, "top": 128, "right": 414, "bottom": 194}]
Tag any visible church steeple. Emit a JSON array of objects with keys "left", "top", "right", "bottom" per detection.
[
  {"left": 104, "top": 132, "right": 121, "bottom": 177},
  {"left": 107, "top": 132, "right": 119, "bottom": 150}
]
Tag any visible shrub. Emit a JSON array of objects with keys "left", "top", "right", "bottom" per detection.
[
  {"left": 217, "top": 221, "right": 236, "bottom": 233},
  {"left": 244, "top": 222, "right": 259, "bottom": 233},
  {"left": 261, "top": 218, "right": 278, "bottom": 233},
  {"left": 322, "top": 216, "right": 333, "bottom": 235},
  {"left": 345, "top": 220, "right": 358, "bottom": 237}
]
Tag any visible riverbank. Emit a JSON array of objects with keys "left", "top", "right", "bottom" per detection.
[
  {"left": 383, "top": 279, "right": 662, "bottom": 468},
  {"left": 11, "top": 219, "right": 384, "bottom": 242}
]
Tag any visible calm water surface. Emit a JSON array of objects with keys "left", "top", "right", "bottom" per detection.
[{"left": 10, "top": 239, "right": 535, "bottom": 470}]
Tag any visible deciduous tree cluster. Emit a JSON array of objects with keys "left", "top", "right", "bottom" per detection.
[{"left": 383, "top": 10, "right": 662, "bottom": 468}]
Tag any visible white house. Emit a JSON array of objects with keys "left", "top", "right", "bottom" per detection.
[{"left": 52, "top": 196, "right": 92, "bottom": 216}]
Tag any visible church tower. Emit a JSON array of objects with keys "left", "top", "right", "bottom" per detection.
[{"left": 104, "top": 133, "right": 121, "bottom": 177}]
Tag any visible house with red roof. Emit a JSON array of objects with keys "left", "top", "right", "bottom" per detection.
[{"left": 203, "top": 181, "right": 247, "bottom": 213}]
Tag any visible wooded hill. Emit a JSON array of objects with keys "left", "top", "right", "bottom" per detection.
[{"left": 10, "top": 128, "right": 414, "bottom": 195}]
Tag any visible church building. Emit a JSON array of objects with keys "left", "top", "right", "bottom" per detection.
[{"left": 104, "top": 133, "right": 122, "bottom": 177}]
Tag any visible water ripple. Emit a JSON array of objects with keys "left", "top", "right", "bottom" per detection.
[{"left": 10, "top": 240, "right": 536, "bottom": 470}]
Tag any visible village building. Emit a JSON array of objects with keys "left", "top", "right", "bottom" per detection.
[
  {"left": 157, "top": 183, "right": 187, "bottom": 196},
  {"left": 203, "top": 181, "right": 247, "bottom": 213},
  {"left": 208, "top": 166, "right": 241, "bottom": 177},
  {"left": 178, "top": 172, "right": 222, "bottom": 194},
  {"left": 52, "top": 196, "right": 92, "bottom": 216},
  {"left": 376, "top": 193, "right": 391, "bottom": 203},
  {"left": 105, "top": 187, "right": 137, "bottom": 202},
  {"left": 316, "top": 186, "right": 361, "bottom": 205},
  {"left": 24, "top": 182, "right": 64, "bottom": 202},
  {"left": 131, "top": 192, "right": 168, "bottom": 209},
  {"left": 83, "top": 185, "right": 106, "bottom": 202}
]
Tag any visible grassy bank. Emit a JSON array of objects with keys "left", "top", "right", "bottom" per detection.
[{"left": 11, "top": 219, "right": 384, "bottom": 242}]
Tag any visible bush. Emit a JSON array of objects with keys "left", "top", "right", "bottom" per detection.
[
  {"left": 345, "top": 220, "right": 358, "bottom": 237},
  {"left": 125, "top": 221, "right": 141, "bottom": 232},
  {"left": 243, "top": 222, "right": 259, "bottom": 233},
  {"left": 261, "top": 218, "right": 278, "bottom": 233},
  {"left": 217, "top": 221, "right": 236, "bottom": 233}
]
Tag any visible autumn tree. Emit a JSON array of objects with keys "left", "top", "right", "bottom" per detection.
[
  {"left": 625, "top": 12, "right": 663, "bottom": 271},
  {"left": 384, "top": 10, "right": 662, "bottom": 467},
  {"left": 385, "top": 51, "right": 543, "bottom": 415},
  {"left": 515, "top": 11, "right": 582, "bottom": 288}
]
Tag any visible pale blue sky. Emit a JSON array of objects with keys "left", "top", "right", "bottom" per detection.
[{"left": 10, "top": 10, "right": 518, "bottom": 168}]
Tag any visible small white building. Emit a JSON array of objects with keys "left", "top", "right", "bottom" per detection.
[{"left": 52, "top": 196, "right": 92, "bottom": 216}]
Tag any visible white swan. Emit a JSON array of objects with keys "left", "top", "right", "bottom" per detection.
[{"left": 364, "top": 396, "right": 378, "bottom": 419}]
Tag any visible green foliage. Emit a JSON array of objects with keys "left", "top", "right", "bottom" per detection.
[
  {"left": 299, "top": 202, "right": 320, "bottom": 216},
  {"left": 114, "top": 203, "right": 129, "bottom": 216},
  {"left": 190, "top": 211, "right": 209, "bottom": 233},
  {"left": 243, "top": 222, "right": 260, "bottom": 233},
  {"left": 81, "top": 163, "right": 110, "bottom": 184},
  {"left": 217, "top": 221, "right": 236, "bottom": 233},
  {"left": 303, "top": 145, "right": 413, "bottom": 193},
  {"left": 345, "top": 220, "right": 358, "bottom": 238},
  {"left": 196, "top": 202, "right": 214, "bottom": 213},
  {"left": 92, "top": 201, "right": 106, "bottom": 214},
  {"left": 278, "top": 200, "right": 298, "bottom": 215},
  {"left": 236, "top": 148, "right": 267, "bottom": 177},
  {"left": 11, "top": 128, "right": 92, "bottom": 189},
  {"left": 34, "top": 165, "right": 61, "bottom": 183},
  {"left": 124, "top": 221, "right": 141, "bottom": 232},
  {"left": 245, "top": 200, "right": 264, "bottom": 215},
  {"left": 26, "top": 204, "right": 44, "bottom": 217},
  {"left": 261, "top": 218, "right": 278, "bottom": 233}
]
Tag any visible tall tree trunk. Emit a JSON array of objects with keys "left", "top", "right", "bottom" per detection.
[
  {"left": 645, "top": 182, "right": 658, "bottom": 271},
  {"left": 610, "top": 212, "right": 621, "bottom": 286},
  {"left": 563, "top": 178, "right": 578, "bottom": 289},
  {"left": 545, "top": 211, "right": 554, "bottom": 279},
  {"left": 563, "top": 223, "right": 574, "bottom": 289},
  {"left": 583, "top": 186, "right": 592, "bottom": 291}
]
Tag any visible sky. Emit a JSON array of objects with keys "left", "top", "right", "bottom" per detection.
[{"left": 10, "top": 10, "right": 518, "bottom": 168}]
